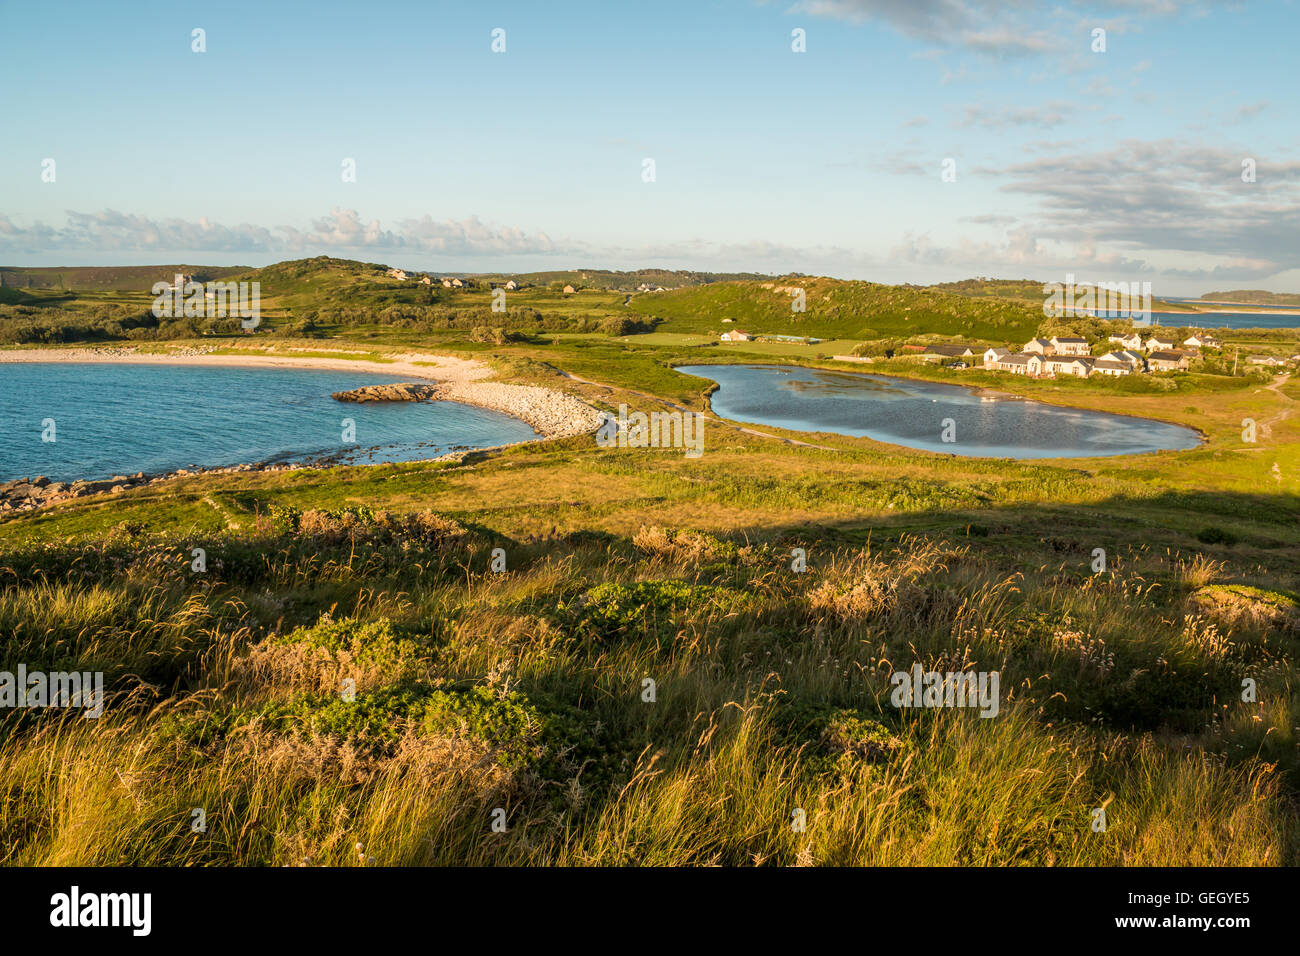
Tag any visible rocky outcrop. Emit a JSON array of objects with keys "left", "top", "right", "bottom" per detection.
[
  {"left": 0, "top": 463, "right": 268, "bottom": 513},
  {"left": 0, "top": 473, "right": 143, "bottom": 512},
  {"left": 331, "top": 383, "right": 439, "bottom": 403}
]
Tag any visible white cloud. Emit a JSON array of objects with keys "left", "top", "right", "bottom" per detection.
[{"left": 0, "top": 208, "right": 575, "bottom": 259}]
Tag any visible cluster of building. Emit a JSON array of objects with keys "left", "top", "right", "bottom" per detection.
[
  {"left": 383, "top": 269, "right": 524, "bottom": 291},
  {"left": 971, "top": 332, "right": 1221, "bottom": 378}
]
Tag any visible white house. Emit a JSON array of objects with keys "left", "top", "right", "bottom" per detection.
[
  {"left": 505, "top": 280, "right": 518, "bottom": 290},
  {"left": 441, "top": 279, "right": 453, "bottom": 288},
  {"left": 1093, "top": 358, "right": 1133, "bottom": 376},
  {"left": 720, "top": 329, "right": 752, "bottom": 342},
  {"left": 1024, "top": 337, "right": 1054, "bottom": 355},
  {"left": 1184, "top": 334, "right": 1220, "bottom": 349},
  {"left": 998, "top": 352, "right": 1044, "bottom": 376},
  {"left": 1108, "top": 332, "right": 1143, "bottom": 349},
  {"left": 1043, "top": 355, "right": 1094, "bottom": 377},
  {"left": 1050, "top": 335, "right": 1091, "bottom": 357},
  {"left": 563, "top": 285, "right": 576, "bottom": 294},
  {"left": 1146, "top": 334, "right": 1176, "bottom": 352},
  {"left": 1098, "top": 350, "right": 1145, "bottom": 371},
  {"left": 1117, "top": 349, "right": 1146, "bottom": 368},
  {"left": 983, "top": 347, "right": 1011, "bottom": 369}
]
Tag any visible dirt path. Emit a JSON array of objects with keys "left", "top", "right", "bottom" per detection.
[
  {"left": 551, "top": 366, "right": 840, "bottom": 452},
  {"left": 1259, "top": 373, "right": 1295, "bottom": 436}
]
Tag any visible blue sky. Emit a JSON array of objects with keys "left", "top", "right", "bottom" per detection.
[{"left": 1, "top": 0, "right": 1296, "bottom": 294}]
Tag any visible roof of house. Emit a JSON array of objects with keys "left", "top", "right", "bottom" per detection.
[
  {"left": 924, "top": 344, "right": 974, "bottom": 356},
  {"left": 1027, "top": 338, "right": 1052, "bottom": 346},
  {"left": 1093, "top": 359, "right": 1132, "bottom": 371},
  {"left": 1148, "top": 350, "right": 1185, "bottom": 361},
  {"left": 1051, "top": 336, "right": 1088, "bottom": 343},
  {"left": 1001, "top": 352, "right": 1040, "bottom": 366}
]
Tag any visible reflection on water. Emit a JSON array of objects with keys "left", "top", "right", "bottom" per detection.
[{"left": 678, "top": 364, "right": 1202, "bottom": 459}]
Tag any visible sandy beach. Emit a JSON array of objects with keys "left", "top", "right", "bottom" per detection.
[{"left": 0, "top": 345, "right": 494, "bottom": 384}]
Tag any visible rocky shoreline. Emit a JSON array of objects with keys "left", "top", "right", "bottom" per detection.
[
  {"left": 2, "top": 380, "right": 604, "bottom": 514},
  {"left": 0, "top": 463, "right": 266, "bottom": 513}
]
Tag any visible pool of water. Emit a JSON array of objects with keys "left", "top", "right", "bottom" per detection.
[{"left": 677, "top": 364, "right": 1202, "bottom": 459}]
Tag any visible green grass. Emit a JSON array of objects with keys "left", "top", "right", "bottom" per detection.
[{"left": 1, "top": 490, "right": 1295, "bottom": 865}]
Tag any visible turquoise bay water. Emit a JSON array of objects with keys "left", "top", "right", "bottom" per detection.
[
  {"left": 678, "top": 364, "right": 1202, "bottom": 459},
  {"left": 0, "top": 363, "right": 539, "bottom": 482}
]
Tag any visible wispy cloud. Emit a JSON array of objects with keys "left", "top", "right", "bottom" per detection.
[
  {"left": 785, "top": 0, "right": 1214, "bottom": 57},
  {"left": 957, "top": 101, "right": 1075, "bottom": 130},
  {"left": 0, "top": 208, "right": 576, "bottom": 258}
]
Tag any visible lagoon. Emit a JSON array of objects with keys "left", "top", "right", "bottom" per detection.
[
  {"left": 0, "top": 363, "right": 539, "bottom": 482},
  {"left": 677, "top": 364, "right": 1202, "bottom": 459}
]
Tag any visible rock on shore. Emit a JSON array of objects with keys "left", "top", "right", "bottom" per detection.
[
  {"left": 332, "top": 381, "right": 604, "bottom": 439},
  {"left": 331, "top": 383, "right": 439, "bottom": 403},
  {"left": 0, "top": 465, "right": 265, "bottom": 514}
]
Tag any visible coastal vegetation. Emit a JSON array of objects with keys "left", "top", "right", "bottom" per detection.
[{"left": 1, "top": 256, "right": 1298, "bottom": 866}]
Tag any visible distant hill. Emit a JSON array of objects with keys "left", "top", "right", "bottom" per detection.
[
  {"left": 222, "top": 259, "right": 781, "bottom": 313},
  {"left": 1201, "top": 290, "right": 1300, "bottom": 307},
  {"left": 227, "top": 257, "right": 443, "bottom": 314},
  {"left": 0, "top": 264, "right": 248, "bottom": 292},
  {"left": 627, "top": 276, "right": 1043, "bottom": 342},
  {"left": 929, "top": 276, "right": 1189, "bottom": 313}
]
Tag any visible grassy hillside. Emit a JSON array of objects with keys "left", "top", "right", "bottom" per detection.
[
  {"left": 630, "top": 276, "right": 1043, "bottom": 342},
  {"left": 232, "top": 257, "right": 429, "bottom": 315}
]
